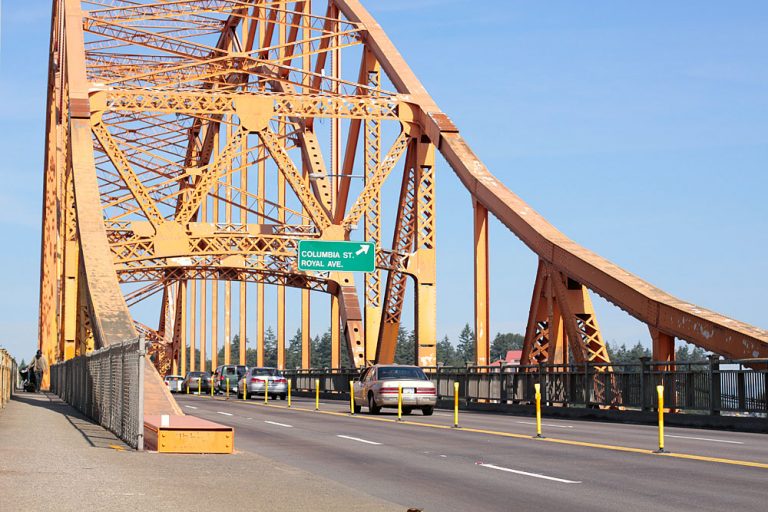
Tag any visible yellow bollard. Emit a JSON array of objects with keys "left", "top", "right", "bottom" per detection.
[
  {"left": 211, "top": 381, "right": 214, "bottom": 398},
  {"left": 264, "top": 379, "right": 269, "bottom": 404},
  {"left": 226, "top": 378, "right": 230, "bottom": 399},
  {"left": 453, "top": 381, "right": 459, "bottom": 428},
  {"left": 656, "top": 385, "right": 666, "bottom": 453},
  {"left": 315, "top": 378, "right": 320, "bottom": 411},
  {"left": 242, "top": 379, "right": 247, "bottom": 401},
  {"left": 186, "top": 383, "right": 190, "bottom": 395},
  {"left": 349, "top": 380, "right": 355, "bottom": 415},
  {"left": 287, "top": 380, "right": 292, "bottom": 408},
  {"left": 534, "top": 383, "right": 543, "bottom": 438},
  {"left": 197, "top": 378, "right": 201, "bottom": 396},
  {"left": 397, "top": 384, "right": 403, "bottom": 421}
]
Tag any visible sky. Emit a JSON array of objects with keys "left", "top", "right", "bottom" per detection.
[{"left": 0, "top": 1, "right": 766, "bottom": 361}]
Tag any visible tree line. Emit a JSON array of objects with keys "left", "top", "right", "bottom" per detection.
[{"left": 181, "top": 322, "right": 708, "bottom": 372}]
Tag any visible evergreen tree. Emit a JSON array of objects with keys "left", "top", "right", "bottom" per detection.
[
  {"left": 436, "top": 335, "right": 462, "bottom": 366},
  {"left": 264, "top": 327, "right": 277, "bottom": 367},
  {"left": 490, "top": 332, "right": 524, "bottom": 362},
  {"left": 457, "top": 323, "right": 475, "bottom": 364},
  {"left": 285, "top": 329, "right": 302, "bottom": 369},
  {"left": 394, "top": 327, "right": 415, "bottom": 365},
  {"left": 312, "top": 330, "right": 331, "bottom": 368},
  {"left": 675, "top": 343, "right": 707, "bottom": 362}
]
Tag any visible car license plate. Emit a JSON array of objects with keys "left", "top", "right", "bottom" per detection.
[{"left": 403, "top": 388, "right": 415, "bottom": 394}]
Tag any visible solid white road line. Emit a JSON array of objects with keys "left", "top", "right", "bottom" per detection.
[
  {"left": 479, "top": 463, "right": 581, "bottom": 484},
  {"left": 336, "top": 435, "right": 382, "bottom": 446},
  {"left": 184, "top": 405, "right": 198, "bottom": 409},
  {"left": 264, "top": 421, "right": 293, "bottom": 428},
  {"left": 516, "top": 421, "right": 573, "bottom": 429},
  {"left": 216, "top": 411, "right": 233, "bottom": 416},
  {"left": 666, "top": 434, "right": 744, "bottom": 445}
]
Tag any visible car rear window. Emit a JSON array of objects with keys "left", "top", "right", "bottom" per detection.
[
  {"left": 189, "top": 372, "right": 209, "bottom": 377},
  {"left": 377, "top": 367, "right": 428, "bottom": 381},
  {"left": 252, "top": 368, "right": 280, "bottom": 377}
]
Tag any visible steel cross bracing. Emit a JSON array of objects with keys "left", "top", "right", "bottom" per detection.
[{"left": 39, "top": 0, "right": 767, "bottom": 416}]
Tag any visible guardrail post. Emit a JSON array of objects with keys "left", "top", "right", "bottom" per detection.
[
  {"left": 737, "top": 363, "right": 746, "bottom": 412},
  {"left": 640, "top": 356, "right": 650, "bottom": 411},
  {"left": 500, "top": 363, "right": 508, "bottom": 404}
]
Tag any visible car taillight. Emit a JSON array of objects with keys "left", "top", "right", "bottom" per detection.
[
  {"left": 275, "top": 378, "right": 287, "bottom": 384},
  {"left": 416, "top": 387, "right": 436, "bottom": 394},
  {"left": 251, "top": 378, "right": 265, "bottom": 383},
  {"left": 379, "top": 387, "right": 399, "bottom": 394},
  {"left": 219, "top": 376, "right": 224, "bottom": 381},
  {"left": 164, "top": 381, "right": 169, "bottom": 386}
]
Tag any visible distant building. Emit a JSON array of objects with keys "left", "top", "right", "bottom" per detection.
[{"left": 490, "top": 349, "right": 522, "bottom": 366}]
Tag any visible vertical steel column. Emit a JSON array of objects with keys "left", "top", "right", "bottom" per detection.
[
  {"left": 179, "top": 280, "right": 187, "bottom": 376},
  {"left": 224, "top": 282, "right": 231, "bottom": 365},
  {"left": 364, "top": 53, "right": 382, "bottom": 361},
  {"left": 414, "top": 142, "right": 437, "bottom": 367},
  {"left": 211, "top": 128, "right": 219, "bottom": 372},
  {"left": 473, "top": 199, "right": 490, "bottom": 366},
  {"left": 331, "top": 294, "right": 340, "bottom": 368},
  {"left": 650, "top": 328, "right": 675, "bottom": 366},
  {"left": 199, "top": 275, "right": 206, "bottom": 372},
  {"left": 224, "top": 120, "right": 233, "bottom": 365},
  {"left": 256, "top": 143, "right": 265, "bottom": 366},
  {"left": 300, "top": 5, "right": 312, "bottom": 370},
  {"left": 190, "top": 280, "right": 197, "bottom": 372},
  {"left": 239, "top": 129, "right": 248, "bottom": 365},
  {"left": 302, "top": 290, "right": 311, "bottom": 368},
  {"left": 276, "top": 4, "right": 287, "bottom": 370}
]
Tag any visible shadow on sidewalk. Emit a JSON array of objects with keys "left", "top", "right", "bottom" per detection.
[{"left": 11, "top": 393, "right": 129, "bottom": 450}]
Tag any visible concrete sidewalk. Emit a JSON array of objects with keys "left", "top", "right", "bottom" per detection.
[{"left": 0, "top": 393, "right": 403, "bottom": 512}]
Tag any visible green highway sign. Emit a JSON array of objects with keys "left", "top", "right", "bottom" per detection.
[{"left": 297, "top": 240, "right": 376, "bottom": 273}]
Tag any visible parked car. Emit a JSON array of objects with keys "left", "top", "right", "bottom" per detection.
[
  {"left": 182, "top": 371, "right": 212, "bottom": 393},
  {"left": 237, "top": 367, "right": 287, "bottom": 400},
  {"left": 353, "top": 364, "right": 437, "bottom": 416},
  {"left": 213, "top": 364, "right": 248, "bottom": 394},
  {"left": 163, "top": 374, "right": 184, "bottom": 393}
]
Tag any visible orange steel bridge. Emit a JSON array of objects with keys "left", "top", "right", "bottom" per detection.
[{"left": 39, "top": 0, "right": 768, "bottom": 415}]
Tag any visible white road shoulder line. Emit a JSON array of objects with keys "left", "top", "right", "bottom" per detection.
[
  {"left": 264, "top": 421, "right": 293, "bottom": 428},
  {"left": 336, "top": 435, "right": 381, "bottom": 446},
  {"left": 516, "top": 421, "right": 573, "bottom": 429},
  {"left": 479, "top": 463, "right": 581, "bottom": 484},
  {"left": 184, "top": 405, "right": 198, "bottom": 409},
  {"left": 666, "top": 434, "right": 744, "bottom": 445},
  {"left": 216, "top": 411, "right": 233, "bottom": 416}
]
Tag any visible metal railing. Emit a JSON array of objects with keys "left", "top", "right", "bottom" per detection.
[
  {"left": 50, "top": 338, "right": 145, "bottom": 449},
  {"left": 1, "top": 348, "right": 17, "bottom": 409},
  {"left": 283, "top": 357, "right": 768, "bottom": 416}
]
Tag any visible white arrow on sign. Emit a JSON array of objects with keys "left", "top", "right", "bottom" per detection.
[{"left": 355, "top": 244, "right": 370, "bottom": 256}]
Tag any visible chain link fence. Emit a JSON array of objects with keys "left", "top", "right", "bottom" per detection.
[
  {"left": 1, "top": 348, "right": 17, "bottom": 409},
  {"left": 50, "top": 338, "right": 145, "bottom": 449}
]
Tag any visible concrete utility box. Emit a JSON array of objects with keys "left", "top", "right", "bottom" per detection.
[{"left": 144, "top": 416, "right": 234, "bottom": 453}]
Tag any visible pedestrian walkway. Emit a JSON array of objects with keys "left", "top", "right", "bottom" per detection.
[{"left": 0, "top": 392, "right": 402, "bottom": 511}]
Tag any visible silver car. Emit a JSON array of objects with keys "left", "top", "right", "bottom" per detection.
[
  {"left": 237, "top": 367, "right": 288, "bottom": 400},
  {"left": 163, "top": 374, "right": 184, "bottom": 393},
  {"left": 353, "top": 365, "right": 437, "bottom": 416}
]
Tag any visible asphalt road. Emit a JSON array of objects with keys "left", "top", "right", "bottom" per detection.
[{"left": 176, "top": 394, "right": 767, "bottom": 512}]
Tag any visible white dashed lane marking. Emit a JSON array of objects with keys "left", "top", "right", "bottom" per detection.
[
  {"left": 336, "top": 435, "right": 381, "bottom": 446},
  {"left": 666, "top": 435, "right": 744, "bottom": 445},
  {"left": 264, "top": 421, "right": 293, "bottom": 428},
  {"left": 478, "top": 463, "right": 581, "bottom": 484}
]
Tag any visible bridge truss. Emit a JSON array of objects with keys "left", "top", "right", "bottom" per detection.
[{"left": 40, "top": 0, "right": 767, "bottom": 412}]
